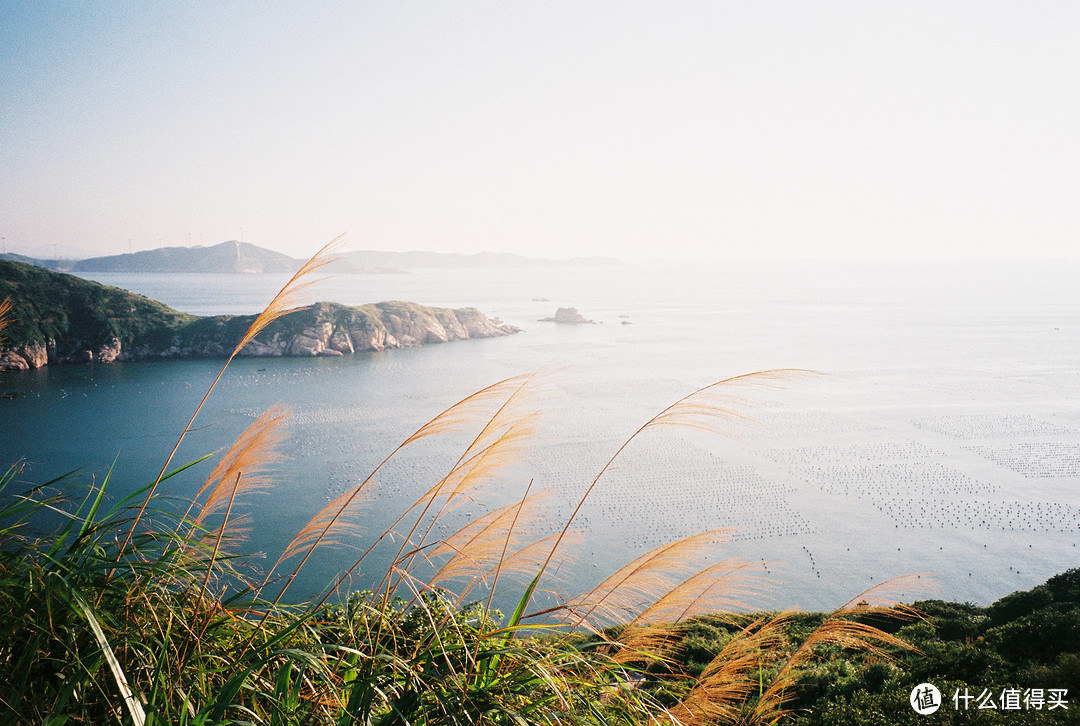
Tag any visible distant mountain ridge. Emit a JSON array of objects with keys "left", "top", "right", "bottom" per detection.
[
  {"left": 0, "top": 252, "right": 70, "bottom": 272},
  {"left": 71, "top": 241, "right": 299, "bottom": 273},
  {"left": 5, "top": 242, "right": 621, "bottom": 274}
]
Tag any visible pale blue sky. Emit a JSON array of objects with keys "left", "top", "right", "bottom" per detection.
[{"left": 2, "top": 1, "right": 1078, "bottom": 261}]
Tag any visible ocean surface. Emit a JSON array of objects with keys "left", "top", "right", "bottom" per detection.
[{"left": 3, "top": 258, "right": 1079, "bottom": 613}]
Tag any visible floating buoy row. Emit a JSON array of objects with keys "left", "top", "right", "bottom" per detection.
[
  {"left": 874, "top": 498, "right": 1080, "bottom": 532},
  {"left": 749, "top": 411, "right": 873, "bottom": 438},
  {"left": 801, "top": 545, "right": 821, "bottom": 578},
  {"left": 913, "top": 413, "right": 1074, "bottom": 440},
  {"left": 966, "top": 442, "right": 1080, "bottom": 478},
  {"left": 795, "top": 461, "right": 996, "bottom": 498},
  {"left": 764, "top": 441, "right": 942, "bottom": 466}
]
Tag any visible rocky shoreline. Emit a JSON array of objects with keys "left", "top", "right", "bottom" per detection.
[
  {"left": 0, "top": 260, "right": 519, "bottom": 372},
  {"left": 0, "top": 301, "right": 519, "bottom": 371}
]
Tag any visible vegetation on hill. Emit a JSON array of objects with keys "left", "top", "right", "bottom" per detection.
[
  {"left": 636, "top": 573, "right": 1079, "bottom": 724},
  {"left": 0, "top": 258, "right": 197, "bottom": 355},
  {"left": 0, "top": 259, "right": 515, "bottom": 368},
  {"left": 0, "top": 251, "right": 70, "bottom": 272}
]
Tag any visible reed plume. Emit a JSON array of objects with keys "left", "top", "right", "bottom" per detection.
[
  {"left": 187, "top": 405, "right": 290, "bottom": 534},
  {"left": 274, "top": 373, "right": 535, "bottom": 613},
  {"left": 413, "top": 418, "right": 537, "bottom": 514},
  {"left": 744, "top": 577, "right": 925, "bottom": 723},
  {"left": 533, "top": 530, "right": 734, "bottom": 631},
  {"left": 629, "top": 559, "right": 762, "bottom": 628},
  {"left": 355, "top": 372, "right": 540, "bottom": 604},
  {"left": 120, "top": 235, "right": 343, "bottom": 556},
  {"left": 668, "top": 613, "right": 792, "bottom": 725},
  {"left": 425, "top": 490, "right": 551, "bottom": 594},
  {"left": 525, "top": 370, "right": 816, "bottom": 619},
  {"left": 0, "top": 296, "right": 11, "bottom": 345},
  {"left": 399, "top": 374, "right": 541, "bottom": 552},
  {"left": 232, "top": 235, "right": 346, "bottom": 356}
]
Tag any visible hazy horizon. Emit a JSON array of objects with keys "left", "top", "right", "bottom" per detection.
[
  {"left": 9, "top": 238, "right": 1080, "bottom": 268},
  {"left": 2, "top": 2, "right": 1078, "bottom": 262}
]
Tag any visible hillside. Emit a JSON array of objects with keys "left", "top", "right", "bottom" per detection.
[
  {"left": 614, "top": 570, "right": 1080, "bottom": 724},
  {"left": 0, "top": 260, "right": 518, "bottom": 370},
  {"left": 70, "top": 240, "right": 301, "bottom": 273},
  {"left": 0, "top": 252, "right": 71, "bottom": 272}
]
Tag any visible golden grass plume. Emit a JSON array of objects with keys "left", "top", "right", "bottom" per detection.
[
  {"left": 550, "top": 529, "right": 735, "bottom": 632},
  {"left": 189, "top": 405, "right": 291, "bottom": 532},
  {"left": 122, "top": 236, "right": 344, "bottom": 556},
  {"left": 0, "top": 296, "right": 12, "bottom": 346},
  {"left": 667, "top": 613, "right": 793, "bottom": 726},
  {"left": 744, "top": 577, "right": 928, "bottom": 724},
  {"left": 425, "top": 489, "right": 553, "bottom": 591},
  {"left": 282, "top": 373, "right": 539, "bottom": 613},
  {"left": 232, "top": 234, "right": 346, "bottom": 356}
]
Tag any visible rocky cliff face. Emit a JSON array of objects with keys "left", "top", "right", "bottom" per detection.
[
  {"left": 0, "top": 341, "right": 47, "bottom": 371},
  {"left": 237, "top": 302, "right": 517, "bottom": 358},
  {"left": 540, "top": 307, "right": 595, "bottom": 324},
  {"left": 0, "top": 301, "right": 518, "bottom": 371}
]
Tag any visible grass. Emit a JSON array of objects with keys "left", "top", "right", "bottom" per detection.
[{"left": 0, "top": 243, "right": 918, "bottom": 725}]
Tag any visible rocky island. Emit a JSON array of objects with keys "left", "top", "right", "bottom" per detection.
[
  {"left": 0, "top": 260, "right": 518, "bottom": 371},
  {"left": 540, "top": 307, "right": 596, "bottom": 324}
]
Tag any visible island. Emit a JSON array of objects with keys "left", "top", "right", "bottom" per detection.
[
  {"left": 0, "top": 260, "right": 518, "bottom": 371},
  {"left": 540, "top": 307, "right": 596, "bottom": 324}
]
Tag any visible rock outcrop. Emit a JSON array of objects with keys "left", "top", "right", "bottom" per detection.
[
  {"left": 233, "top": 302, "right": 517, "bottom": 359},
  {"left": 540, "top": 307, "right": 596, "bottom": 324}
]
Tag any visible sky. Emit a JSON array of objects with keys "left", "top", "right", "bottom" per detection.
[{"left": 1, "top": 1, "right": 1078, "bottom": 262}]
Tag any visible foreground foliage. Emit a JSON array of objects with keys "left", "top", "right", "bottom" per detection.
[{"left": 787, "top": 570, "right": 1080, "bottom": 724}]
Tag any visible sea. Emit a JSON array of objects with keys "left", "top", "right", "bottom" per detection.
[{"left": 2, "top": 258, "right": 1079, "bottom": 614}]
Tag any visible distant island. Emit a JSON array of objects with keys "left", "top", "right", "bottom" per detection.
[
  {"left": 0, "top": 260, "right": 518, "bottom": 371},
  {"left": 540, "top": 307, "right": 596, "bottom": 324},
  {"left": 70, "top": 241, "right": 313, "bottom": 274},
  {"left": 1, "top": 242, "right": 621, "bottom": 275}
]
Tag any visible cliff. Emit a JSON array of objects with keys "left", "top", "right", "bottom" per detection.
[{"left": 0, "top": 260, "right": 518, "bottom": 371}]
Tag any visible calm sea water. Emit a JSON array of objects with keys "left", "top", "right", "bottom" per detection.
[{"left": 2, "top": 259, "right": 1079, "bottom": 612}]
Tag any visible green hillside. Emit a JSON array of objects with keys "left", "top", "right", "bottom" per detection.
[
  {"left": 0, "top": 259, "right": 517, "bottom": 368},
  {"left": 0, "top": 259, "right": 197, "bottom": 355}
]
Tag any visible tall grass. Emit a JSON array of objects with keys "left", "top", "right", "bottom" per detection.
[{"left": 0, "top": 256, "right": 917, "bottom": 725}]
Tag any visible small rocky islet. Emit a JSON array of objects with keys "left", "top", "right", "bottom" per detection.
[{"left": 0, "top": 260, "right": 518, "bottom": 371}]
